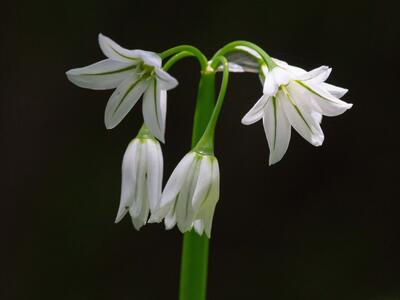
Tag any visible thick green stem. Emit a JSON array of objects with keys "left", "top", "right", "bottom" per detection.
[
  {"left": 195, "top": 56, "right": 229, "bottom": 154},
  {"left": 179, "top": 232, "right": 210, "bottom": 300},
  {"left": 191, "top": 70, "right": 216, "bottom": 146},
  {"left": 179, "top": 69, "right": 216, "bottom": 300}
]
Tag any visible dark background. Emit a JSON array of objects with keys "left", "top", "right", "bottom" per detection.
[{"left": 2, "top": 0, "right": 399, "bottom": 299}]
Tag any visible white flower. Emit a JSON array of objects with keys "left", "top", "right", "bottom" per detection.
[
  {"left": 241, "top": 58, "right": 352, "bottom": 165},
  {"left": 66, "top": 34, "right": 178, "bottom": 142},
  {"left": 115, "top": 136, "right": 163, "bottom": 230},
  {"left": 150, "top": 152, "right": 220, "bottom": 238}
]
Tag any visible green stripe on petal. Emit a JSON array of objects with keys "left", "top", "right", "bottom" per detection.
[
  {"left": 66, "top": 59, "right": 137, "bottom": 90},
  {"left": 104, "top": 75, "right": 149, "bottom": 129}
]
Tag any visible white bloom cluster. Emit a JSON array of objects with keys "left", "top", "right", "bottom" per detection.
[{"left": 66, "top": 37, "right": 352, "bottom": 238}]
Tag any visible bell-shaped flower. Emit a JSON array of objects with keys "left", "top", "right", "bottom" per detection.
[
  {"left": 66, "top": 33, "right": 178, "bottom": 142},
  {"left": 115, "top": 131, "right": 163, "bottom": 230},
  {"left": 150, "top": 151, "right": 220, "bottom": 238},
  {"left": 241, "top": 58, "right": 352, "bottom": 165}
]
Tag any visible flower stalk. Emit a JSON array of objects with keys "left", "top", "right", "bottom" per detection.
[
  {"left": 178, "top": 69, "right": 215, "bottom": 300},
  {"left": 179, "top": 56, "right": 229, "bottom": 300}
]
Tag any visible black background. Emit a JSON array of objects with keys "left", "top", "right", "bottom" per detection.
[{"left": 2, "top": 0, "right": 399, "bottom": 299}]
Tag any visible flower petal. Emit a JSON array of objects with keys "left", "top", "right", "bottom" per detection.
[
  {"left": 98, "top": 33, "right": 143, "bottom": 63},
  {"left": 115, "top": 139, "right": 140, "bottom": 223},
  {"left": 155, "top": 68, "right": 178, "bottom": 90},
  {"left": 159, "top": 153, "right": 196, "bottom": 209},
  {"left": 234, "top": 46, "right": 262, "bottom": 59},
  {"left": 222, "top": 48, "right": 260, "bottom": 73},
  {"left": 128, "top": 143, "right": 147, "bottom": 219},
  {"left": 192, "top": 156, "right": 213, "bottom": 211},
  {"left": 193, "top": 220, "right": 204, "bottom": 235},
  {"left": 145, "top": 139, "right": 163, "bottom": 212},
  {"left": 138, "top": 51, "right": 162, "bottom": 68},
  {"left": 142, "top": 80, "right": 167, "bottom": 142},
  {"left": 280, "top": 88, "right": 324, "bottom": 146},
  {"left": 307, "top": 68, "right": 332, "bottom": 84},
  {"left": 198, "top": 159, "right": 220, "bottom": 238},
  {"left": 164, "top": 204, "right": 177, "bottom": 230},
  {"left": 66, "top": 59, "right": 136, "bottom": 90},
  {"left": 263, "top": 97, "right": 292, "bottom": 165},
  {"left": 295, "top": 66, "right": 329, "bottom": 81},
  {"left": 241, "top": 95, "right": 269, "bottom": 125},
  {"left": 104, "top": 75, "right": 150, "bottom": 129},
  {"left": 298, "top": 81, "right": 353, "bottom": 116},
  {"left": 131, "top": 194, "right": 149, "bottom": 231},
  {"left": 320, "top": 82, "right": 348, "bottom": 98},
  {"left": 272, "top": 58, "right": 307, "bottom": 77},
  {"left": 216, "top": 62, "right": 246, "bottom": 73},
  {"left": 263, "top": 67, "right": 290, "bottom": 96},
  {"left": 176, "top": 158, "right": 200, "bottom": 232}
]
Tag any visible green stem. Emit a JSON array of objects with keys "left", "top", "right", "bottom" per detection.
[
  {"left": 211, "top": 40, "right": 277, "bottom": 70},
  {"left": 179, "top": 232, "right": 209, "bottom": 300},
  {"left": 179, "top": 65, "right": 217, "bottom": 300},
  {"left": 195, "top": 56, "right": 229, "bottom": 154},
  {"left": 160, "top": 45, "right": 208, "bottom": 70},
  {"left": 163, "top": 51, "right": 195, "bottom": 72},
  {"left": 190, "top": 70, "right": 216, "bottom": 146},
  {"left": 179, "top": 57, "right": 230, "bottom": 300}
]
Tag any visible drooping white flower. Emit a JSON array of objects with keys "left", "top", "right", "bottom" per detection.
[
  {"left": 234, "top": 49, "right": 352, "bottom": 165},
  {"left": 150, "top": 151, "right": 220, "bottom": 238},
  {"left": 66, "top": 34, "right": 178, "bottom": 142},
  {"left": 115, "top": 135, "right": 163, "bottom": 230}
]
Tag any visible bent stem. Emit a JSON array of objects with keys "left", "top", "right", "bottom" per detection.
[
  {"left": 163, "top": 51, "right": 195, "bottom": 72},
  {"left": 160, "top": 45, "right": 208, "bottom": 70},
  {"left": 211, "top": 40, "right": 277, "bottom": 70},
  {"left": 179, "top": 56, "right": 229, "bottom": 300}
]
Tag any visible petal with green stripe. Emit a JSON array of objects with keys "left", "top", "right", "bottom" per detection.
[
  {"left": 66, "top": 59, "right": 137, "bottom": 90},
  {"left": 104, "top": 75, "right": 149, "bottom": 129}
]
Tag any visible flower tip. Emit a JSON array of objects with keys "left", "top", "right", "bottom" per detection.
[
  {"left": 115, "top": 210, "right": 127, "bottom": 223},
  {"left": 341, "top": 89, "right": 349, "bottom": 96},
  {"left": 312, "top": 138, "right": 324, "bottom": 147},
  {"left": 104, "top": 118, "right": 117, "bottom": 130},
  {"left": 268, "top": 156, "right": 281, "bottom": 166},
  {"left": 241, "top": 116, "right": 253, "bottom": 126},
  {"left": 148, "top": 214, "right": 161, "bottom": 224},
  {"left": 65, "top": 69, "right": 78, "bottom": 80},
  {"left": 132, "top": 218, "right": 145, "bottom": 231},
  {"left": 98, "top": 33, "right": 106, "bottom": 41}
]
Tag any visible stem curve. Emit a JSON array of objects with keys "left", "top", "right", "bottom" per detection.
[
  {"left": 211, "top": 40, "right": 277, "bottom": 70},
  {"left": 160, "top": 45, "right": 208, "bottom": 70}
]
